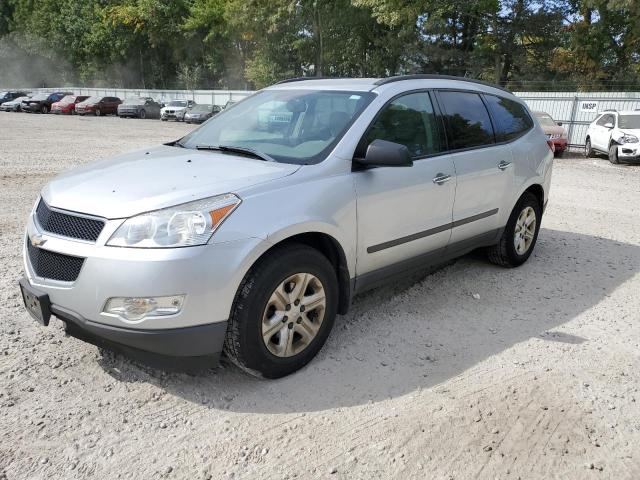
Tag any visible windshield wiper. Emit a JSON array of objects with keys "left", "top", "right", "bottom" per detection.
[{"left": 196, "top": 144, "right": 275, "bottom": 162}]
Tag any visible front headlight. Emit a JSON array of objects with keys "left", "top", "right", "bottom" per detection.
[
  {"left": 107, "top": 194, "right": 241, "bottom": 248},
  {"left": 622, "top": 134, "right": 639, "bottom": 144}
]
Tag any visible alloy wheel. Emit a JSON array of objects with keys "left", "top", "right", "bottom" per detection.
[
  {"left": 261, "top": 273, "right": 326, "bottom": 357},
  {"left": 514, "top": 206, "right": 536, "bottom": 255}
]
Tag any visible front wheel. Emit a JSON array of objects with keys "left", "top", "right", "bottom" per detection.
[
  {"left": 224, "top": 244, "right": 338, "bottom": 378},
  {"left": 40, "top": 105, "right": 49, "bottom": 114},
  {"left": 487, "top": 192, "right": 541, "bottom": 268},
  {"left": 608, "top": 144, "right": 620, "bottom": 164},
  {"left": 95, "top": 108, "right": 101, "bottom": 117},
  {"left": 139, "top": 109, "right": 146, "bottom": 119}
]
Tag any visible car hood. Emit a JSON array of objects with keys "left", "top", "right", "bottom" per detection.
[
  {"left": 540, "top": 124, "right": 564, "bottom": 136},
  {"left": 42, "top": 145, "right": 301, "bottom": 219}
]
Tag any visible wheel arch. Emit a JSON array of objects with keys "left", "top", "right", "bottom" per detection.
[
  {"left": 523, "top": 183, "right": 545, "bottom": 214},
  {"left": 243, "top": 231, "right": 352, "bottom": 315}
]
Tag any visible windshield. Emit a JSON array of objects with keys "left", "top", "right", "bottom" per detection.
[
  {"left": 191, "top": 104, "right": 212, "bottom": 112},
  {"left": 180, "top": 89, "right": 375, "bottom": 165},
  {"left": 535, "top": 114, "right": 557, "bottom": 127},
  {"left": 31, "top": 93, "right": 48, "bottom": 101},
  {"left": 125, "top": 97, "right": 146, "bottom": 105},
  {"left": 168, "top": 100, "right": 188, "bottom": 107},
  {"left": 82, "top": 96, "right": 101, "bottom": 103},
  {"left": 59, "top": 95, "right": 76, "bottom": 104},
  {"left": 619, "top": 115, "right": 640, "bottom": 129}
]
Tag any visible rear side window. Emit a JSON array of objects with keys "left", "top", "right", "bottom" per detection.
[
  {"left": 437, "top": 91, "right": 494, "bottom": 150},
  {"left": 484, "top": 95, "right": 533, "bottom": 141},
  {"left": 362, "top": 92, "right": 444, "bottom": 157}
]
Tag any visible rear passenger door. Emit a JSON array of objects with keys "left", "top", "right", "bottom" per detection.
[
  {"left": 353, "top": 91, "right": 456, "bottom": 278},
  {"left": 435, "top": 90, "right": 515, "bottom": 247}
]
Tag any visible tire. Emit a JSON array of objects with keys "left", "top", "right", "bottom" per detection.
[
  {"left": 161, "top": 118, "right": 167, "bottom": 122},
  {"left": 486, "top": 192, "right": 541, "bottom": 268},
  {"left": 224, "top": 244, "right": 338, "bottom": 379},
  {"left": 554, "top": 149, "right": 564, "bottom": 158},
  {"left": 585, "top": 138, "right": 594, "bottom": 158},
  {"left": 139, "top": 109, "right": 146, "bottom": 119},
  {"left": 95, "top": 108, "right": 101, "bottom": 117},
  {"left": 608, "top": 144, "right": 620, "bottom": 164},
  {"left": 40, "top": 105, "right": 49, "bottom": 114}
]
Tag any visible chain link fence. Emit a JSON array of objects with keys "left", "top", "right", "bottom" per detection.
[{"left": 514, "top": 91, "right": 640, "bottom": 150}]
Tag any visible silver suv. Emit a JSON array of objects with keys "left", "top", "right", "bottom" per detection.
[{"left": 20, "top": 75, "right": 554, "bottom": 378}]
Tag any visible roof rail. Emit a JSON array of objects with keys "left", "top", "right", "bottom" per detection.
[
  {"left": 276, "top": 76, "right": 351, "bottom": 84},
  {"left": 374, "top": 74, "right": 511, "bottom": 92}
]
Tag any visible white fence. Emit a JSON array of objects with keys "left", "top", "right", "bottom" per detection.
[
  {"left": 14, "top": 86, "right": 640, "bottom": 148},
  {"left": 513, "top": 91, "right": 640, "bottom": 149},
  {"left": 27, "top": 87, "right": 254, "bottom": 107}
]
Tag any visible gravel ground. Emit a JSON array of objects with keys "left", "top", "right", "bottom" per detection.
[{"left": 1, "top": 113, "right": 640, "bottom": 480}]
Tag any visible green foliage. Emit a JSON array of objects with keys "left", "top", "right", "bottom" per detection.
[{"left": 0, "top": 0, "right": 639, "bottom": 90}]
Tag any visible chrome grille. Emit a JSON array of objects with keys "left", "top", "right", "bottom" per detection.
[
  {"left": 36, "top": 200, "right": 104, "bottom": 242},
  {"left": 27, "top": 241, "right": 85, "bottom": 282}
]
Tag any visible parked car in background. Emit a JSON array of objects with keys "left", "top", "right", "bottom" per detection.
[
  {"left": 0, "top": 95, "right": 30, "bottom": 112},
  {"left": 22, "top": 92, "right": 73, "bottom": 114},
  {"left": 534, "top": 111, "right": 567, "bottom": 157},
  {"left": 0, "top": 91, "right": 29, "bottom": 105},
  {"left": 224, "top": 100, "right": 237, "bottom": 109},
  {"left": 118, "top": 97, "right": 162, "bottom": 119},
  {"left": 76, "top": 96, "right": 122, "bottom": 116},
  {"left": 160, "top": 100, "right": 194, "bottom": 121},
  {"left": 585, "top": 110, "right": 640, "bottom": 164},
  {"left": 19, "top": 75, "right": 553, "bottom": 378},
  {"left": 184, "top": 104, "right": 222, "bottom": 124},
  {"left": 51, "top": 95, "right": 90, "bottom": 115}
]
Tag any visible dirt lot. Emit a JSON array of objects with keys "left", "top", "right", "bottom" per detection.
[{"left": 1, "top": 113, "right": 639, "bottom": 480}]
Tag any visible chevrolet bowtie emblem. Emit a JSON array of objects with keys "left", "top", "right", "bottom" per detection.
[{"left": 30, "top": 234, "right": 46, "bottom": 247}]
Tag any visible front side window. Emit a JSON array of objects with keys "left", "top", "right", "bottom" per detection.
[
  {"left": 361, "top": 92, "right": 444, "bottom": 157},
  {"left": 180, "top": 89, "right": 375, "bottom": 165},
  {"left": 438, "top": 91, "right": 495, "bottom": 150},
  {"left": 596, "top": 114, "right": 614, "bottom": 127},
  {"left": 484, "top": 95, "right": 533, "bottom": 141}
]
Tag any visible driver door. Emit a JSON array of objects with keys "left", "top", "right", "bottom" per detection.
[{"left": 353, "top": 91, "right": 455, "bottom": 281}]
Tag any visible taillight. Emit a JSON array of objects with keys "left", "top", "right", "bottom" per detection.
[{"left": 546, "top": 139, "right": 555, "bottom": 152}]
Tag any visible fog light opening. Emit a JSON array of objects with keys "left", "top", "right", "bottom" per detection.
[{"left": 103, "top": 295, "right": 185, "bottom": 321}]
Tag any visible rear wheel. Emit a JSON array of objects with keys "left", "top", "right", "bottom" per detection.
[
  {"left": 487, "top": 192, "right": 541, "bottom": 268},
  {"left": 40, "top": 105, "right": 49, "bottom": 114},
  {"left": 585, "top": 138, "right": 594, "bottom": 158},
  {"left": 224, "top": 244, "right": 338, "bottom": 378},
  {"left": 95, "top": 108, "right": 101, "bottom": 117},
  {"left": 608, "top": 144, "right": 620, "bottom": 164}
]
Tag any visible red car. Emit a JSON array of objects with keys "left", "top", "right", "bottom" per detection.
[
  {"left": 51, "top": 95, "right": 89, "bottom": 115},
  {"left": 76, "top": 96, "right": 122, "bottom": 116},
  {"left": 534, "top": 111, "right": 568, "bottom": 157}
]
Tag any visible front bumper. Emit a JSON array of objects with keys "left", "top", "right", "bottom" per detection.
[
  {"left": 616, "top": 144, "right": 640, "bottom": 163},
  {"left": 22, "top": 103, "right": 41, "bottom": 112},
  {"left": 552, "top": 138, "right": 567, "bottom": 152},
  {"left": 22, "top": 209, "right": 269, "bottom": 367}
]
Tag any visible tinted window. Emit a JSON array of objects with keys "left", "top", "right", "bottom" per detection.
[
  {"left": 362, "top": 92, "right": 444, "bottom": 157},
  {"left": 438, "top": 91, "right": 494, "bottom": 150},
  {"left": 484, "top": 95, "right": 533, "bottom": 141}
]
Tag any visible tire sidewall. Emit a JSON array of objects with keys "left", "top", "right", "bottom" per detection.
[
  {"left": 585, "top": 138, "right": 592, "bottom": 158},
  {"left": 229, "top": 247, "right": 338, "bottom": 378},
  {"left": 503, "top": 193, "right": 542, "bottom": 266},
  {"left": 609, "top": 145, "right": 619, "bottom": 164}
]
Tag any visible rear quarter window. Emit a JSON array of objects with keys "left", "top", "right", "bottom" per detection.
[{"left": 484, "top": 95, "right": 534, "bottom": 142}]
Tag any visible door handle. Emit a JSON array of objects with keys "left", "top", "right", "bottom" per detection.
[
  {"left": 498, "top": 161, "right": 512, "bottom": 171},
  {"left": 432, "top": 173, "right": 452, "bottom": 185}
]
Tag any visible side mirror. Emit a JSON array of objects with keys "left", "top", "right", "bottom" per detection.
[
  {"left": 556, "top": 122, "right": 562, "bottom": 126},
  {"left": 357, "top": 139, "right": 413, "bottom": 167},
  {"left": 604, "top": 122, "right": 614, "bottom": 129}
]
